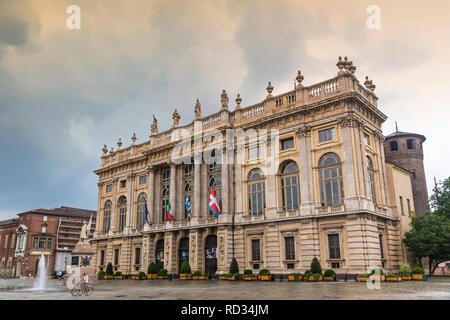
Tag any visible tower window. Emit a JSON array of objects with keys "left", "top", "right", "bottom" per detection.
[
  {"left": 407, "top": 139, "right": 414, "bottom": 149},
  {"left": 390, "top": 141, "right": 398, "bottom": 151}
]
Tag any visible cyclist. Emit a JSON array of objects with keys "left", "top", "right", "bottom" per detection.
[{"left": 79, "top": 272, "right": 90, "bottom": 296}]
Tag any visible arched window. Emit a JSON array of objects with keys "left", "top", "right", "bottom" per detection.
[
  {"left": 118, "top": 196, "right": 127, "bottom": 231},
  {"left": 161, "top": 168, "right": 170, "bottom": 222},
  {"left": 103, "top": 200, "right": 112, "bottom": 233},
  {"left": 248, "top": 168, "right": 266, "bottom": 215},
  {"left": 136, "top": 193, "right": 147, "bottom": 229},
  {"left": 318, "top": 153, "right": 344, "bottom": 206},
  {"left": 208, "top": 163, "right": 222, "bottom": 215},
  {"left": 280, "top": 161, "right": 300, "bottom": 210},
  {"left": 366, "top": 156, "right": 376, "bottom": 203},
  {"left": 184, "top": 164, "right": 194, "bottom": 219}
]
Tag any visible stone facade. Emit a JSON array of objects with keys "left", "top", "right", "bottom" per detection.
[{"left": 92, "top": 57, "right": 414, "bottom": 276}]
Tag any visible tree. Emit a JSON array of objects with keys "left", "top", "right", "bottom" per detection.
[
  {"left": 106, "top": 262, "right": 113, "bottom": 276},
  {"left": 430, "top": 177, "right": 450, "bottom": 218},
  {"left": 180, "top": 260, "right": 191, "bottom": 274},
  {"left": 147, "top": 262, "right": 158, "bottom": 274},
  {"left": 310, "top": 257, "right": 322, "bottom": 274},
  {"left": 229, "top": 257, "right": 239, "bottom": 274},
  {"left": 404, "top": 213, "right": 450, "bottom": 275}
]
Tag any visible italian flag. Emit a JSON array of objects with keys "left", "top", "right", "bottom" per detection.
[{"left": 166, "top": 200, "right": 174, "bottom": 222}]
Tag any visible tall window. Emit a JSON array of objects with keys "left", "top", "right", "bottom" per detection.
[
  {"left": 399, "top": 196, "right": 404, "bottom": 215},
  {"left": 379, "top": 233, "right": 385, "bottom": 259},
  {"left": 328, "top": 234, "right": 341, "bottom": 260},
  {"left": 139, "top": 175, "right": 147, "bottom": 185},
  {"left": 390, "top": 140, "right": 398, "bottom": 151},
  {"left": 248, "top": 168, "right": 266, "bottom": 215},
  {"left": 47, "top": 238, "right": 52, "bottom": 249},
  {"left": 136, "top": 193, "right": 147, "bottom": 229},
  {"left": 285, "top": 237, "right": 295, "bottom": 260},
  {"left": 208, "top": 163, "right": 222, "bottom": 215},
  {"left": 4, "top": 235, "right": 8, "bottom": 249},
  {"left": 103, "top": 200, "right": 112, "bottom": 233},
  {"left": 407, "top": 139, "right": 414, "bottom": 149},
  {"left": 281, "top": 137, "right": 294, "bottom": 150},
  {"left": 407, "top": 199, "right": 411, "bottom": 217},
  {"left": 106, "top": 184, "right": 112, "bottom": 193},
  {"left": 114, "top": 248, "right": 120, "bottom": 265},
  {"left": 318, "top": 128, "right": 336, "bottom": 143},
  {"left": 134, "top": 247, "right": 141, "bottom": 265},
  {"left": 366, "top": 156, "right": 376, "bottom": 203},
  {"left": 184, "top": 164, "right": 194, "bottom": 219},
  {"left": 100, "top": 250, "right": 105, "bottom": 266},
  {"left": 280, "top": 161, "right": 300, "bottom": 210},
  {"left": 319, "top": 153, "right": 344, "bottom": 206},
  {"left": 118, "top": 196, "right": 127, "bottom": 231},
  {"left": 251, "top": 239, "right": 261, "bottom": 261},
  {"left": 161, "top": 168, "right": 170, "bottom": 222}
]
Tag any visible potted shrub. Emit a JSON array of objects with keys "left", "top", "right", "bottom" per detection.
[
  {"left": 411, "top": 267, "right": 425, "bottom": 280},
  {"left": 398, "top": 264, "right": 412, "bottom": 281},
  {"left": 324, "top": 269, "right": 336, "bottom": 281},
  {"left": 386, "top": 273, "right": 402, "bottom": 282},
  {"left": 105, "top": 263, "right": 114, "bottom": 279},
  {"left": 227, "top": 257, "right": 239, "bottom": 281},
  {"left": 158, "top": 268, "right": 168, "bottom": 279},
  {"left": 192, "top": 270, "right": 207, "bottom": 280},
  {"left": 258, "top": 269, "right": 272, "bottom": 281},
  {"left": 180, "top": 261, "right": 192, "bottom": 280},
  {"left": 369, "top": 268, "right": 385, "bottom": 282},
  {"left": 137, "top": 271, "right": 146, "bottom": 280},
  {"left": 357, "top": 273, "right": 369, "bottom": 282},
  {"left": 307, "top": 258, "right": 323, "bottom": 281},
  {"left": 242, "top": 269, "right": 256, "bottom": 281},
  {"left": 147, "top": 262, "right": 158, "bottom": 279},
  {"left": 312, "top": 273, "right": 323, "bottom": 281},
  {"left": 97, "top": 270, "right": 106, "bottom": 279},
  {"left": 114, "top": 271, "right": 124, "bottom": 279},
  {"left": 303, "top": 270, "right": 312, "bottom": 281},
  {"left": 218, "top": 272, "right": 228, "bottom": 280}
]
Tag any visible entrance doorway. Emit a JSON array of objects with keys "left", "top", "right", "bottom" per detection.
[
  {"left": 204, "top": 235, "right": 217, "bottom": 276},
  {"left": 155, "top": 240, "right": 164, "bottom": 272},
  {"left": 178, "top": 237, "right": 189, "bottom": 273}
]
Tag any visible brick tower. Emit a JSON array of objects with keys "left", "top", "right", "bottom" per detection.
[{"left": 384, "top": 127, "right": 428, "bottom": 215}]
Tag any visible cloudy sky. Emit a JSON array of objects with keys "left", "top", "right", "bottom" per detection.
[{"left": 1, "top": 0, "right": 449, "bottom": 219}]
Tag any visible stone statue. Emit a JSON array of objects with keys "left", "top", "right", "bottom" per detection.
[
  {"left": 80, "top": 221, "right": 89, "bottom": 242},
  {"left": 195, "top": 99, "right": 201, "bottom": 119},
  {"left": 151, "top": 115, "right": 158, "bottom": 135},
  {"left": 172, "top": 109, "right": 180, "bottom": 127},
  {"left": 220, "top": 90, "right": 229, "bottom": 111}
]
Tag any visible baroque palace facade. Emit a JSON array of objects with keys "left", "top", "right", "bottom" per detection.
[{"left": 91, "top": 57, "right": 414, "bottom": 276}]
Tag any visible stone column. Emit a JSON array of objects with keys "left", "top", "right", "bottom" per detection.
[
  {"left": 126, "top": 173, "right": 135, "bottom": 231},
  {"left": 147, "top": 166, "right": 155, "bottom": 226},
  {"left": 109, "top": 178, "right": 118, "bottom": 233},
  {"left": 95, "top": 182, "right": 103, "bottom": 236},
  {"left": 297, "top": 125, "right": 314, "bottom": 215},
  {"left": 234, "top": 147, "right": 244, "bottom": 215},
  {"left": 155, "top": 170, "right": 161, "bottom": 223},
  {"left": 374, "top": 133, "right": 388, "bottom": 206},
  {"left": 170, "top": 163, "right": 177, "bottom": 221},
  {"left": 194, "top": 163, "right": 201, "bottom": 220},
  {"left": 201, "top": 164, "right": 208, "bottom": 218},
  {"left": 221, "top": 161, "right": 229, "bottom": 214}
]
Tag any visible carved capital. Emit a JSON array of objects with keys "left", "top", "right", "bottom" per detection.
[
  {"left": 338, "top": 113, "right": 363, "bottom": 128},
  {"left": 296, "top": 124, "right": 312, "bottom": 138},
  {"left": 374, "top": 131, "right": 385, "bottom": 143}
]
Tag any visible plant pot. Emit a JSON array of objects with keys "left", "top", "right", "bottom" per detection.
[
  {"left": 401, "top": 276, "right": 411, "bottom": 281},
  {"left": 288, "top": 274, "right": 303, "bottom": 282},
  {"left": 243, "top": 275, "right": 257, "bottom": 281},
  {"left": 180, "top": 274, "right": 192, "bottom": 280},
  {"left": 386, "top": 276, "right": 401, "bottom": 282},
  {"left": 258, "top": 275, "right": 272, "bottom": 281},
  {"left": 193, "top": 276, "right": 208, "bottom": 280},
  {"left": 307, "top": 275, "right": 323, "bottom": 281},
  {"left": 98, "top": 276, "right": 104, "bottom": 280},
  {"left": 412, "top": 274, "right": 424, "bottom": 280},
  {"left": 324, "top": 276, "right": 335, "bottom": 281},
  {"left": 157, "top": 275, "right": 168, "bottom": 279},
  {"left": 357, "top": 276, "right": 369, "bottom": 282},
  {"left": 147, "top": 274, "right": 158, "bottom": 279},
  {"left": 369, "top": 275, "right": 385, "bottom": 282},
  {"left": 218, "top": 275, "right": 228, "bottom": 280}
]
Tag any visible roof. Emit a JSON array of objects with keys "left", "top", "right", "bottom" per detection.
[
  {"left": 18, "top": 206, "right": 96, "bottom": 219},
  {"left": 385, "top": 130, "right": 426, "bottom": 142},
  {"left": 0, "top": 218, "right": 19, "bottom": 227}
]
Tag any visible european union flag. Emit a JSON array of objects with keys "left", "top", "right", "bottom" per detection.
[
  {"left": 144, "top": 202, "right": 151, "bottom": 225},
  {"left": 185, "top": 194, "right": 192, "bottom": 219}
]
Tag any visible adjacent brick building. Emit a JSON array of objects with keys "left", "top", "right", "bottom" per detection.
[{"left": 0, "top": 218, "right": 19, "bottom": 276}]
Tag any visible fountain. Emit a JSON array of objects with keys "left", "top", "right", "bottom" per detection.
[{"left": 34, "top": 254, "right": 47, "bottom": 290}]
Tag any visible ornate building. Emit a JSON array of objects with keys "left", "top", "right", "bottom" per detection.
[{"left": 92, "top": 57, "right": 415, "bottom": 276}]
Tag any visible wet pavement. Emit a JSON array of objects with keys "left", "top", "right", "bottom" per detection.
[{"left": 0, "top": 277, "right": 449, "bottom": 300}]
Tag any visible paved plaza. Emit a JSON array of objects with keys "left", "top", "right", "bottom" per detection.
[{"left": 0, "top": 277, "right": 449, "bottom": 300}]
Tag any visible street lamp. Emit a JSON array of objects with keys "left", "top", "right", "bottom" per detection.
[{"left": 64, "top": 256, "right": 68, "bottom": 273}]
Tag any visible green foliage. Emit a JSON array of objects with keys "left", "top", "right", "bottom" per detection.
[
  {"left": 304, "top": 270, "right": 312, "bottom": 278},
  {"left": 147, "top": 262, "right": 158, "bottom": 274},
  {"left": 387, "top": 273, "right": 397, "bottom": 277},
  {"left": 106, "top": 263, "right": 114, "bottom": 276},
  {"left": 259, "top": 269, "right": 271, "bottom": 275},
  {"left": 313, "top": 273, "right": 321, "bottom": 280},
  {"left": 193, "top": 270, "right": 202, "bottom": 276},
  {"left": 114, "top": 271, "right": 123, "bottom": 276},
  {"left": 412, "top": 267, "right": 425, "bottom": 274},
  {"left": 138, "top": 271, "right": 146, "bottom": 278},
  {"left": 430, "top": 177, "right": 450, "bottom": 218},
  {"left": 159, "top": 269, "right": 168, "bottom": 276},
  {"left": 324, "top": 269, "right": 336, "bottom": 277},
  {"left": 97, "top": 270, "right": 106, "bottom": 277},
  {"left": 358, "top": 274, "right": 369, "bottom": 277},
  {"left": 244, "top": 269, "right": 253, "bottom": 275},
  {"left": 370, "top": 267, "right": 384, "bottom": 275},
  {"left": 404, "top": 212, "right": 450, "bottom": 274},
  {"left": 229, "top": 257, "right": 239, "bottom": 274},
  {"left": 180, "top": 260, "right": 191, "bottom": 274},
  {"left": 398, "top": 264, "right": 412, "bottom": 276},
  {"left": 310, "top": 257, "right": 322, "bottom": 275}
]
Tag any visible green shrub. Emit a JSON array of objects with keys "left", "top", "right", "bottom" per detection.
[
  {"left": 310, "top": 258, "right": 322, "bottom": 275},
  {"left": 313, "top": 273, "right": 322, "bottom": 280},
  {"left": 324, "top": 269, "right": 336, "bottom": 277},
  {"left": 106, "top": 263, "right": 114, "bottom": 276},
  {"left": 244, "top": 269, "right": 253, "bottom": 275},
  {"left": 193, "top": 270, "right": 202, "bottom": 276},
  {"left": 138, "top": 271, "right": 146, "bottom": 278},
  {"left": 97, "top": 270, "right": 106, "bottom": 277},
  {"left": 259, "top": 269, "right": 271, "bottom": 275},
  {"left": 370, "top": 267, "right": 384, "bottom": 275},
  {"left": 398, "top": 264, "right": 412, "bottom": 276},
  {"left": 229, "top": 257, "right": 239, "bottom": 274},
  {"left": 159, "top": 269, "right": 168, "bottom": 276},
  {"left": 180, "top": 260, "right": 191, "bottom": 274},
  {"left": 358, "top": 273, "right": 369, "bottom": 277},
  {"left": 387, "top": 273, "right": 397, "bottom": 277},
  {"left": 147, "top": 262, "right": 158, "bottom": 274},
  {"left": 304, "top": 270, "right": 312, "bottom": 278},
  {"left": 412, "top": 267, "right": 425, "bottom": 274},
  {"left": 114, "top": 271, "right": 123, "bottom": 276}
]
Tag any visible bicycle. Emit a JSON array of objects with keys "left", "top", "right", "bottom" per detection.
[{"left": 71, "top": 282, "right": 94, "bottom": 296}]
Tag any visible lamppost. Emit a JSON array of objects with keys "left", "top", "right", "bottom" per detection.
[{"left": 64, "top": 256, "right": 68, "bottom": 273}]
